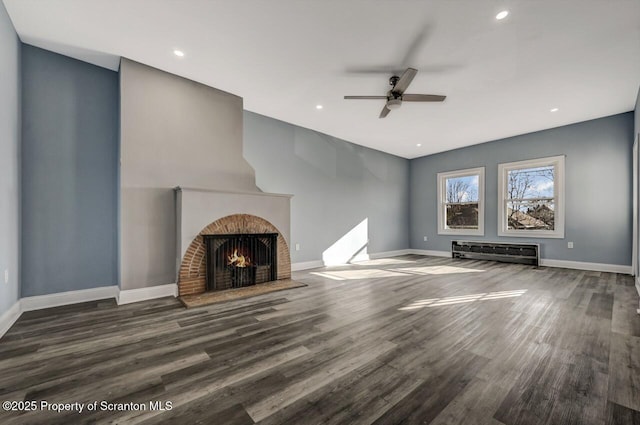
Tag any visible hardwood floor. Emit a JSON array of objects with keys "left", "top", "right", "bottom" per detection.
[{"left": 1, "top": 255, "right": 639, "bottom": 424}]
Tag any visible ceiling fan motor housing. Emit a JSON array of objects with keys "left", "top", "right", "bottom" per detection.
[{"left": 387, "top": 98, "right": 402, "bottom": 109}]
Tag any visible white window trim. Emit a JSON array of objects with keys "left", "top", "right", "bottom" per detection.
[
  {"left": 437, "top": 167, "right": 485, "bottom": 236},
  {"left": 497, "top": 155, "right": 565, "bottom": 238}
]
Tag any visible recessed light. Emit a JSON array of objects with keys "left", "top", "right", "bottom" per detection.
[
  {"left": 550, "top": 108, "right": 559, "bottom": 112},
  {"left": 316, "top": 105, "right": 323, "bottom": 110},
  {"left": 173, "top": 50, "right": 185, "bottom": 57},
  {"left": 416, "top": 143, "right": 422, "bottom": 147},
  {"left": 496, "top": 10, "right": 509, "bottom": 20}
]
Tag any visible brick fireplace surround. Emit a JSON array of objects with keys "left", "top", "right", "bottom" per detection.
[{"left": 178, "top": 214, "right": 291, "bottom": 296}]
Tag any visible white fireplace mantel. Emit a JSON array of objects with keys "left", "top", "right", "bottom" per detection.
[{"left": 174, "top": 186, "right": 292, "bottom": 278}]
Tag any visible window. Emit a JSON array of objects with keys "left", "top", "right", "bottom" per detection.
[
  {"left": 437, "top": 167, "right": 485, "bottom": 235},
  {"left": 498, "top": 155, "right": 565, "bottom": 238}
]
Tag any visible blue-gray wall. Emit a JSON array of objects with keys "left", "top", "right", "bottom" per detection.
[
  {"left": 244, "top": 111, "right": 410, "bottom": 264},
  {"left": 9, "top": 40, "right": 639, "bottom": 301},
  {"left": 635, "top": 87, "right": 640, "bottom": 274},
  {"left": 0, "top": 2, "right": 20, "bottom": 315},
  {"left": 21, "top": 45, "right": 119, "bottom": 296},
  {"left": 636, "top": 87, "right": 640, "bottom": 143},
  {"left": 410, "top": 112, "right": 634, "bottom": 265}
]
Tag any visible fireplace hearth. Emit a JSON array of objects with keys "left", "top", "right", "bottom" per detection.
[{"left": 203, "top": 233, "right": 278, "bottom": 291}]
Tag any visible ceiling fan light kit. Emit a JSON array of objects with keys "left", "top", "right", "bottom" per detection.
[
  {"left": 386, "top": 98, "right": 402, "bottom": 110},
  {"left": 344, "top": 67, "right": 446, "bottom": 118}
]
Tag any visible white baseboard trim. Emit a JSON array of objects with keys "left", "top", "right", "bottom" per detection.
[
  {"left": 0, "top": 301, "right": 22, "bottom": 339},
  {"left": 368, "top": 249, "right": 413, "bottom": 259},
  {"left": 406, "top": 250, "right": 631, "bottom": 274},
  {"left": 408, "top": 249, "right": 451, "bottom": 258},
  {"left": 294, "top": 249, "right": 632, "bottom": 275},
  {"left": 295, "top": 250, "right": 416, "bottom": 270},
  {"left": 117, "top": 283, "right": 178, "bottom": 305},
  {"left": 21, "top": 286, "right": 119, "bottom": 312},
  {"left": 540, "top": 259, "right": 632, "bottom": 274},
  {"left": 292, "top": 260, "right": 325, "bottom": 271},
  {"left": 635, "top": 277, "right": 640, "bottom": 315}
]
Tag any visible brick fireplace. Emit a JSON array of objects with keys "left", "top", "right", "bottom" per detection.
[
  {"left": 178, "top": 214, "right": 291, "bottom": 296},
  {"left": 176, "top": 188, "right": 292, "bottom": 296}
]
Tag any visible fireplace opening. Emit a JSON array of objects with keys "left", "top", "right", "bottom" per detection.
[{"left": 203, "top": 233, "right": 278, "bottom": 291}]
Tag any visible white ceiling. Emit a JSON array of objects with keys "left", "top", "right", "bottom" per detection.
[{"left": 4, "top": 0, "right": 640, "bottom": 159}]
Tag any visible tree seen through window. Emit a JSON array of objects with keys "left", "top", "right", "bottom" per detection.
[
  {"left": 445, "top": 175, "right": 479, "bottom": 229},
  {"left": 506, "top": 165, "right": 555, "bottom": 230}
]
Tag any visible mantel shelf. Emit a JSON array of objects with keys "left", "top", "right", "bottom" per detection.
[{"left": 175, "top": 186, "right": 293, "bottom": 198}]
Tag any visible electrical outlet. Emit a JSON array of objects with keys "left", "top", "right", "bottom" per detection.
[
  {"left": 567, "top": 242, "right": 574, "bottom": 249},
  {"left": 295, "top": 243, "right": 300, "bottom": 251},
  {"left": 4, "top": 269, "right": 8, "bottom": 284},
  {"left": 423, "top": 236, "right": 428, "bottom": 242}
]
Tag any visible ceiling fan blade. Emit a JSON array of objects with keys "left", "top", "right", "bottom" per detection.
[
  {"left": 379, "top": 105, "right": 391, "bottom": 118},
  {"left": 346, "top": 66, "right": 401, "bottom": 75},
  {"left": 402, "top": 94, "right": 446, "bottom": 102},
  {"left": 344, "top": 95, "right": 388, "bottom": 100},
  {"left": 346, "top": 23, "right": 434, "bottom": 75},
  {"left": 400, "top": 24, "right": 433, "bottom": 68},
  {"left": 346, "top": 63, "right": 462, "bottom": 75},
  {"left": 393, "top": 68, "right": 418, "bottom": 95}
]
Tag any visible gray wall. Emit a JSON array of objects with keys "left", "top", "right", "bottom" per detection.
[
  {"left": 21, "top": 45, "right": 119, "bottom": 296},
  {"left": 636, "top": 87, "right": 640, "bottom": 144},
  {"left": 120, "top": 59, "right": 257, "bottom": 289},
  {"left": 0, "top": 2, "right": 20, "bottom": 314},
  {"left": 635, "top": 87, "right": 640, "bottom": 275},
  {"left": 244, "top": 111, "right": 410, "bottom": 264},
  {"left": 410, "top": 112, "right": 634, "bottom": 265}
]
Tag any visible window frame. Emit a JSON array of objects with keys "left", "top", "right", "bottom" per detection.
[
  {"left": 497, "top": 155, "right": 565, "bottom": 238},
  {"left": 437, "top": 166, "right": 485, "bottom": 236}
]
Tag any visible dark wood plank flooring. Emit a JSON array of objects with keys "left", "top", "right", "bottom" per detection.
[{"left": 1, "top": 255, "right": 639, "bottom": 424}]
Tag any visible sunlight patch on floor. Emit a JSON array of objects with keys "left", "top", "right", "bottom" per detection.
[
  {"left": 310, "top": 272, "right": 347, "bottom": 281},
  {"left": 399, "top": 290, "right": 527, "bottom": 310},
  {"left": 310, "top": 264, "right": 484, "bottom": 281},
  {"left": 311, "top": 269, "right": 406, "bottom": 280},
  {"left": 355, "top": 258, "right": 416, "bottom": 266},
  {"left": 393, "top": 265, "right": 485, "bottom": 275}
]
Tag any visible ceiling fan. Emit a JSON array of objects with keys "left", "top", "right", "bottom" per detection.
[{"left": 344, "top": 68, "right": 446, "bottom": 118}]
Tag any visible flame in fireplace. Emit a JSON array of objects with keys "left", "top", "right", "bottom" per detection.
[{"left": 228, "top": 249, "right": 250, "bottom": 267}]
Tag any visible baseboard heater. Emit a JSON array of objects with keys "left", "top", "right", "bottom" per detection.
[{"left": 452, "top": 240, "right": 539, "bottom": 267}]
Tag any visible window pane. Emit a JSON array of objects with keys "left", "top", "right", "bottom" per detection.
[
  {"left": 507, "top": 165, "right": 554, "bottom": 200},
  {"left": 506, "top": 199, "right": 555, "bottom": 230},
  {"left": 446, "top": 203, "right": 479, "bottom": 229},
  {"left": 446, "top": 175, "right": 479, "bottom": 203}
]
